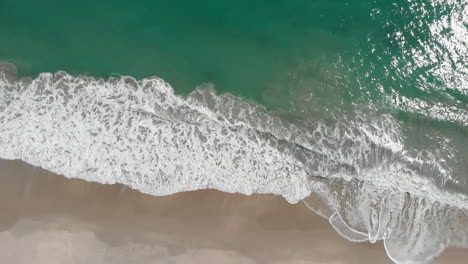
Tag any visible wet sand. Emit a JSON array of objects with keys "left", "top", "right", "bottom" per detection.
[{"left": 0, "top": 159, "right": 466, "bottom": 263}]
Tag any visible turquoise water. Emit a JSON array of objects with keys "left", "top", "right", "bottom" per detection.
[
  {"left": 0, "top": 1, "right": 370, "bottom": 108},
  {"left": 0, "top": 0, "right": 467, "bottom": 262},
  {"left": 1, "top": 0, "right": 466, "bottom": 175},
  {"left": 1, "top": 0, "right": 466, "bottom": 116}
]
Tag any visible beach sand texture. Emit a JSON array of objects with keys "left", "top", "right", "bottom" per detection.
[{"left": 0, "top": 159, "right": 466, "bottom": 263}]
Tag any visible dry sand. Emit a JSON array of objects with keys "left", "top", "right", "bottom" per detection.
[{"left": 0, "top": 159, "right": 466, "bottom": 263}]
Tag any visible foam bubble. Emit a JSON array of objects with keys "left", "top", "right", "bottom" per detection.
[
  {"left": 0, "top": 63, "right": 17, "bottom": 83},
  {"left": 1, "top": 70, "right": 467, "bottom": 263}
]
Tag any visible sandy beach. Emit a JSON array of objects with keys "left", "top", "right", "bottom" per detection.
[{"left": 0, "top": 159, "right": 466, "bottom": 264}]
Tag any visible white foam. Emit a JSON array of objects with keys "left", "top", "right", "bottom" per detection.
[
  {"left": 1, "top": 71, "right": 468, "bottom": 263},
  {"left": 329, "top": 213, "right": 369, "bottom": 242}
]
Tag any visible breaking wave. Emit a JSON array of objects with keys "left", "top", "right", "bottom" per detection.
[{"left": 1, "top": 64, "right": 467, "bottom": 263}]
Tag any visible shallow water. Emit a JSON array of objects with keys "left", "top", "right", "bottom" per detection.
[{"left": 0, "top": 159, "right": 397, "bottom": 264}]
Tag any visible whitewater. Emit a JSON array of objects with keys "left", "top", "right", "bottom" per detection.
[{"left": 1, "top": 63, "right": 467, "bottom": 263}]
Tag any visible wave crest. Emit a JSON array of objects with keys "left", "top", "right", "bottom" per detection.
[{"left": 1, "top": 68, "right": 467, "bottom": 263}]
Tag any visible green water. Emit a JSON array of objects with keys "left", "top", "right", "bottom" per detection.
[
  {"left": 0, "top": 0, "right": 376, "bottom": 111},
  {"left": 1, "top": 0, "right": 465, "bottom": 114},
  {"left": 2, "top": 0, "right": 466, "bottom": 119},
  {"left": 1, "top": 0, "right": 467, "bottom": 185}
]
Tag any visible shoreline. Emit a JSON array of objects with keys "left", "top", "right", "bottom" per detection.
[{"left": 0, "top": 159, "right": 466, "bottom": 263}]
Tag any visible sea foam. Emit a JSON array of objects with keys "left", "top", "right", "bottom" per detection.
[{"left": 1, "top": 66, "right": 467, "bottom": 263}]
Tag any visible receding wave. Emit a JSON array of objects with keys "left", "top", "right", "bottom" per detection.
[{"left": 1, "top": 64, "right": 467, "bottom": 263}]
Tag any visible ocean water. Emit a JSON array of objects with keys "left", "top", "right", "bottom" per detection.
[{"left": 0, "top": 0, "right": 467, "bottom": 263}]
